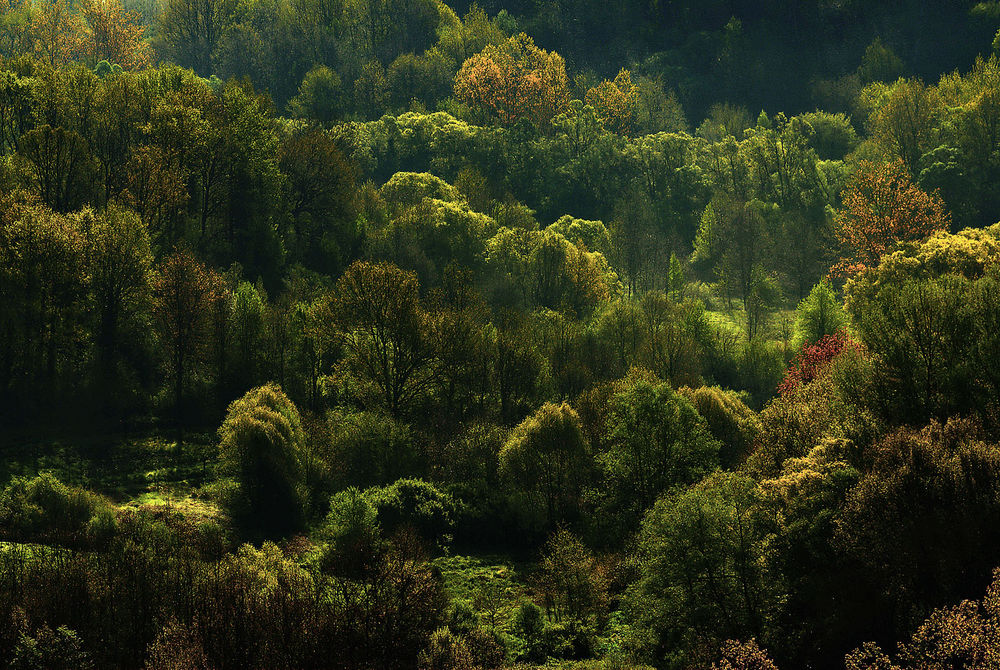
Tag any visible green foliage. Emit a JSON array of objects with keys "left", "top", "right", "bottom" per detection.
[
  {"left": 324, "top": 260, "right": 436, "bottom": 415},
  {"left": 500, "top": 401, "right": 591, "bottom": 530},
  {"left": 846, "top": 242, "right": 1000, "bottom": 426},
  {"left": 630, "top": 472, "right": 781, "bottom": 667},
  {"left": 538, "top": 528, "right": 609, "bottom": 629},
  {"left": 321, "top": 486, "right": 383, "bottom": 576},
  {"left": 796, "top": 111, "right": 859, "bottom": 160},
  {"left": 145, "top": 620, "right": 211, "bottom": 670},
  {"left": 5, "top": 5, "right": 1000, "bottom": 669},
  {"left": 327, "top": 410, "right": 424, "bottom": 487},
  {"left": 83, "top": 206, "right": 154, "bottom": 409},
  {"left": 678, "top": 385, "right": 760, "bottom": 468},
  {"left": 0, "top": 474, "right": 115, "bottom": 547},
  {"left": 10, "top": 625, "right": 93, "bottom": 670},
  {"left": 365, "top": 478, "right": 458, "bottom": 551},
  {"left": 547, "top": 215, "right": 611, "bottom": 255},
  {"left": 693, "top": 198, "right": 781, "bottom": 341},
  {"left": 288, "top": 65, "right": 343, "bottom": 124},
  {"left": 836, "top": 419, "right": 1000, "bottom": 628},
  {"left": 228, "top": 281, "right": 265, "bottom": 390},
  {"left": 217, "top": 383, "right": 306, "bottom": 535},
  {"left": 418, "top": 627, "right": 476, "bottom": 670},
  {"left": 381, "top": 172, "right": 463, "bottom": 210},
  {"left": 793, "top": 279, "right": 845, "bottom": 347},
  {"left": 597, "top": 374, "right": 719, "bottom": 531},
  {"left": 748, "top": 351, "right": 880, "bottom": 478},
  {"left": 857, "top": 38, "right": 905, "bottom": 85}
]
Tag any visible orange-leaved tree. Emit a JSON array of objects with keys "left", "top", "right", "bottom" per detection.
[
  {"left": 454, "top": 32, "right": 570, "bottom": 130},
  {"left": 832, "top": 160, "right": 950, "bottom": 278},
  {"left": 79, "top": 0, "right": 151, "bottom": 70},
  {"left": 585, "top": 68, "right": 639, "bottom": 135},
  {"left": 27, "top": 0, "right": 149, "bottom": 69}
]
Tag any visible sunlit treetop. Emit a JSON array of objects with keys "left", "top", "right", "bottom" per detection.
[
  {"left": 832, "top": 159, "right": 951, "bottom": 279},
  {"left": 454, "top": 32, "right": 570, "bottom": 130}
]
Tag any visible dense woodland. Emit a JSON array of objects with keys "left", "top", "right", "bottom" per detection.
[{"left": 2, "top": 0, "right": 1000, "bottom": 668}]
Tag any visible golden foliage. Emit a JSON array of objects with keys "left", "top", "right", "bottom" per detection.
[{"left": 454, "top": 33, "right": 570, "bottom": 129}]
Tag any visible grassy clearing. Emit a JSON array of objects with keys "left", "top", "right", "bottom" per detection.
[
  {"left": 0, "top": 431, "right": 219, "bottom": 504},
  {"left": 433, "top": 554, "right": 532, "bottom": 630},
  {"left": 123, "top": 491, "right": 225, "bottom": 525}
]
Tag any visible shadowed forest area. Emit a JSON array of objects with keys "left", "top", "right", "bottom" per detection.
[{"left": 2, "top": 0, "right": 1000, "bottom": 668}]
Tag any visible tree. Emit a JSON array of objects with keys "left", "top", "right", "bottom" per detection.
[
  {"left": 345, "top": 0, "right": 441, "bottom": 66},
  {"left": 91, "top": 72, "right": 145, "bottom": 204},
  {"left": 19, "top": 124, "right": 97, "bottom": 212},
  {"left": 152, "top": 248, "right": 223, "bottom": 429},
  {"left": 145, "top": 620, "right": 211, "bottom": 670},
  {"left": 78, "top": 0, "right": 150, "bottom": 70},
  {"left": 454, "top": 33, "right": 570, "bottom": 129},
  {"left": 538, "top": 528, "right": 609, "bottom": 628},
  {"left": 693, "top": 197, "right": 778, "bottom": 340},
  {"left": 869, "top": 79, "right": 941, "bottom": 177},
  {"left": 610, "top": 188, "right": 660, "bottom": 296},
  {"left": 793, "top": 279, "right": 845, "bottom": 347},
  {"left": 83, "top": 206, "right": 153, "bottom": 406},
  {"left": 678, "top": 385, "right": 760, "bottom": 468},
  {"left": 599, "top": 374, "right": 719, "bottom": 528},
  {"left": 218, "top": 383, "right": 305, "bottom": 535},
  {"left": 637, "top": 291, "right": 706, "bottom": 387},
  {"left": 324, "top": 261, "right": 436, "bottom": 416},
  {"left": 28, "top": 0, "right": 85, "bottom": 67},
  {"left": 157, "top": 0, "right": 238, "bottom": 74},
  {"left": 417, "top": 628, "right": 476, "bottom": 670},
  {"left": 846, "top": 567, "right": 1000, "bottom": 669},
  {"left": 631, "top": 472, "right": 780, "bottom": 666},
  {"left": 328, "top": 410, "right": 423, "bottom": 488},
  {"left": 499, "top": 402, "right": 590, "bottom": 529},
  {"left": 833, "top": 160, "right": 950, "bottom": 278},
  {"left": 287, "top": 65, "right": 342, "bottom": 124},
  {"left": 124, "top": 146, "right": 188, "bottom": 245},
  {"left": 711, "top": 639, "right": 779, "bottom": 670},
  {"left": 585, "top": 68, "right": 639, "bottom": 135},
  {"left": 227, "top": 281, "right": 265, "bottom": 393},
  {"left": 847, "top": 267, "right": 996, "bottom": 426},
  {"left": 10, "top": 625, "right": 93, "bottom": 670},
  {"left": 0, "top": 70, "right": 35, "bottom": 154},
  {"left": 0, "top": 203, "right": 89, "bottom": 416},
  {"left": 837, "top": 419, "right": 1000, "bottom": 642},
  {"left": 777, "top": 332, "right": 857, "bottom": 396},
  {"left": 364, "top": 478, "right": 457, "bottom": 552}
]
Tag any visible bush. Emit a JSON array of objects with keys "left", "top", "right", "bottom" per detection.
[
  {"left": 366, "top": 478, "right": 458, "bottom": 553},
  {"left": 418, "top": 627, "right": 476, "bottom": 670},
  {"left": 145, "top": 620, "right": 211, "bottom": 670},
  {"left": 328, "top": 410, "right": 424, "bottom": 488},
  {"left": 320, "top": 487, "right": 383, "bottom": 577},
  {"left": 0, "top": 474, "right": 114, "bottom": 547}
]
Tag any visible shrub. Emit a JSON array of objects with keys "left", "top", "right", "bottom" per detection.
[
  {"left": 327, "top": 410, "right": 424, "bottom": 488},
  {"left": 365, "top": 479, "right": 458, "bottom": 552},
  {"left": 0, "top": 474, "right": 114, "bottom": 547}
]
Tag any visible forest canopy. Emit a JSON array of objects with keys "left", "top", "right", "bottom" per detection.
[{"left": 2, "top": 1, "right": 1000, "bottom": 669}]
